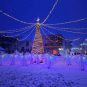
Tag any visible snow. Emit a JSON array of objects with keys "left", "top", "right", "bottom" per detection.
[{"left": 0, "top": 53, "right": 87, "bottom": 87}]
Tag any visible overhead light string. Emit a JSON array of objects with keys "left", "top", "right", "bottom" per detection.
[
  {"left": 0, "top": 10, "right": 35, "bottom": 25},
  {"left": 43, "top": 18, "right": 87, "bottom": 26},
  {"left": 41, "top": 26, "right": 60, "bottom": 38},
  {"left": 5, "top": 24, "right": 35, "bottom": 37},
  {"left": 41, "top": 27, "right": 63, "bottom": 42},
  {"left": 0, "top": 24, "right": 35, "bottom": 33},
  {"left": 42, "top": 24, "right": 87, "bottom": 35},
  {"left": 41, "top": 26, "right": 81, "bottom": 42},
  {"left": 42, "top": 0, "right": 59, "bottom": 24},
  {"left": 18, "top": 27, "right": 35, "bottom": 41},
  {"left": 41, "top": 24, "right": 87, "bottom": 30}
]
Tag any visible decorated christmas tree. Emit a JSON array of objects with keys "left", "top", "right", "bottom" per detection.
[{"left": 31, "top": 18, "right": 44, "bottom": 54}]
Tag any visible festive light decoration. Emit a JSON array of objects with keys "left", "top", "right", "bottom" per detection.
[
  {"left": 43, "top": 18, "right": 87, "bottom": 25},
  {"left": 42, "top": 0, "right": 59, "bottom": 23},
  {"left": 0, "top": 2, "right": 87, "bottom": 70},
  {"left": 41, "top": 24, "right": 87, "bottom": 30},
  {"left": 0, "top": 25, "right": 35, "bottom": 33},
  {"left": 0, "top": 10, "right": 35, "bottom": 25},
  {"left": 42, "top": 24, "right": 87, "bottom": 34},
  {"left": 41, "top": 27, "right": 61, "bottom": 43},
  {"left": 0, "top": 1, "right": 87, "bottom": 27},
  {"left": 32, "top": 18, "right": 44, "bottom": 54},
  {"left": 42, "top": 26, "right": 60, "bottom": 38},
  {"left": 18, "top": 27, "right": 35, "bottom": 41},
  {"left": 71, "top": 47, "right": 82, "bottom": 51},
  {"left": 43, "top": 25, "right": 81, "bottom": 41},
  {"left": 65, "top": 38, "right": 81, "bottom": 42},
  {"left": 0, "top": 1, "right": 87, "bottom": 55},
  {"left": 41, "top": 26, "right": 81, "bottom": 42},
  {"left": 6, "top": 25, "right": 35, "bottom": 37},
  {"left": 41, "top": 27, "right": 61, "bottom": 42}
]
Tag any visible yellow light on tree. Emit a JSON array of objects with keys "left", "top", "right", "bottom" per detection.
[{"left": 31, "top": 18, "right": 44, "bottom": 54}]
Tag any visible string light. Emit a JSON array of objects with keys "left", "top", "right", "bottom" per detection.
[
  {"left": 18, "top": 27, "right": 35, "bottom": 41},
  {"left": 42, "top": 24, "right": 87, "bottom": 35},
  {"left": 0, "top": 3, "right": 86, "bottom": 43},
  {"left": 42, "top": 26, "right": 61, "bottom": 42},
  {"left": 42, "top": 0, "right": 59, "bottom": 23},
  {"left": 41, "top": 27, "right": 61, "bottom": 42},
  {"left": 0, "top": 24, "right": 35, "bottom": 33},
  {"left": 5, "top": 25, "right": 35, "bottom": 37},
  {"left": 31, "top": 23, "right": 44, "bottom": 54},
  {"left": 41, "top": 26, "right": 81, "bottom": 42},
  {"left": 42, "top": 24, "right": 87, "bottom": 30},
  {"left": 0, "top": 10, "right": 35, "bottom": 25},
  {"left": 64, "top": 38, "right": 80, "bottom": 42},
  {"left": 43, "top": 18, "right": 87, "bottom": 25}
]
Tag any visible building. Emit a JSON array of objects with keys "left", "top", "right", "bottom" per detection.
[
  {"left": 80, "top": 39, "right": 87, "bottom": 54},
  {"left": 0, "top": 35, "right": 18, "bottom": 53},
  {"left": 17, "top": 40, "right": 32, "bottom": 53},
  {"left": 43, "top": 34, "right": 63, "bottom": 54}
]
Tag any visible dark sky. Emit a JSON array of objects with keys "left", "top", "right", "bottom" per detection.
[{"left": 0, "top": 0, "right": 87, "bottom": 41}]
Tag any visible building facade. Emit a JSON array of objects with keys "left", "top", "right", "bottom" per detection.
[{"left": 43, "top": 34, "right": 63, "bottom": 54}]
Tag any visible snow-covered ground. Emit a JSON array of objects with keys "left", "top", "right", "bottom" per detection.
[{"left": 0, "top": 55, "right": 87, "bottom": 87}]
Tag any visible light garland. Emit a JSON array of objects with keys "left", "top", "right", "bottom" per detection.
[
  {"left": 81, "top": 43, "right": 87, "bottom": 46},
  {"left": 42, "top": 24, "right": 87, "bottom": 30},
  {"left": 31, "top": 22, "right": 44, "bottom": 54},
  {"left": 42, "top": 0, "right": 59, "bottom": 23},
  {"left": 5, "top": 25, "right": 35, "bottom": 37},
  {"left": 0, "top": 2, "right": 86, "bottom": 45},
  {"left": 41, "top": 26, "right": 61, "bottom": 42},
  {"left": 41, "top": 27, "right": 61, "bottom": 42},
  {"left": 43, "top": 18, "right": 87, "bottom": 25},
  {"left": 0, "top": 10, "right": 35, "bottom": 25},
  {"left": 18, "top": 27, "right": 35, "bottom": 41},
  {"left": 41, "top": 26, "right": 81, "bottom": 42},
  {"left": 65, "top": 38, "right": 80, "bottom": 42},
  {"left": 42, "top": 24, "right": 87, "bottom": 35},
  {"left": 0, "top": 25, "right": 35, "bottom": 33}
]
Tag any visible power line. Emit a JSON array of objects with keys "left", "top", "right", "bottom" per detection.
[{"left": 42, "top": 0, "right": 59, "bottom": 23}]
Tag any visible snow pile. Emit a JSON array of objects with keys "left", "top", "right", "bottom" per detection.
[{"left": 0, "top": 65, "right": 87, "bottom": 87}]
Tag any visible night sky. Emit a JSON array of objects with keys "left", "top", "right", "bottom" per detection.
[{"left": 0, "top": 0, "right": 87, "bottom": 41}]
